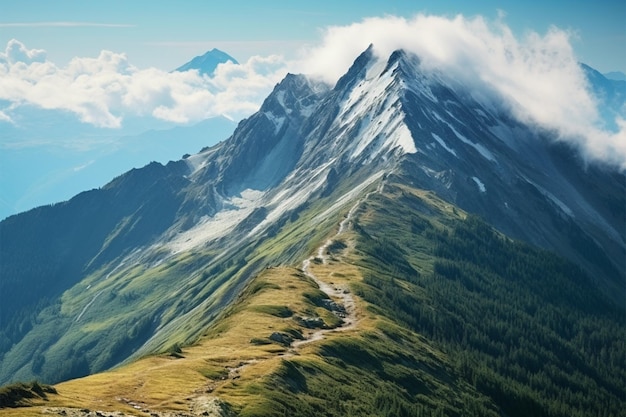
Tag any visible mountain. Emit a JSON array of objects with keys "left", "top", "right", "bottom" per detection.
[
  {"left": 174, "top": 48, "right": 239, "bottom": 75},
  {"left": 604, "top": 70, "right": 626, "bottom": 81},
  {"left": 0, "top": 46, "right": 624, "bottom": 416},
  {"left": 582, "top": 64, "right": 626, "bottom": 132}
]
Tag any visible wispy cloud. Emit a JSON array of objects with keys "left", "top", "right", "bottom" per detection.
[
  {"left": 0, "top": 22, "right": 134, "bottom": 28},
  {"left": 0, "top": 110, "right": 13, "bottom": 124},
  {"left": 72, "top": 160, "right": 95, "bottom": 172}
]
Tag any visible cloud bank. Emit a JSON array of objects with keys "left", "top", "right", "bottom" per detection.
[
  {"left": 1, "top": 14, "right": 625, "bottom": 170},
  {"left": 0, "top": 39, "right": 288, "bottom": 128},
  {"left": 297, "top": 14, "right": 626, "bottom": 170}
]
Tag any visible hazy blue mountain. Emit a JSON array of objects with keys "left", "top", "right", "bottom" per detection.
[
  {"left": 604, "top": 70, "right": 626, "bottom": 81},
  {"left": 174, "top": 48, "right": 239, "bottom": 75},
  {"left": 582, "top": 63, "right": 626, "bottom": 131}
]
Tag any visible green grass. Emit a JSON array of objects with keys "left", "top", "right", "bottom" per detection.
[
  {"left": 0, "top": 180, "right": 496, "bottom": 415},
  {"left": 0, "top": 160, "right": 386, "bottom": 387},
  {"left": 251, "top": 305, "right": 294, "bottom": 318},
  {"left": 0, "top": 381, "right": 56, "bottom": 408},
  {"left": 233, "top": 326, "right": 495, "bottom": 417}
]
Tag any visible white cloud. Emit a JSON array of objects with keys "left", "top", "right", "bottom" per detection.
[
  {"left": 1, "top": 39, "right": 46, "bottom": 64},
  {"left": 0, "top": 110, "right": 12, "bottom": 123},
  {"left": 0, "top": 39, "right": 288, "bottom": 128},
  {"left": 296, "top": 14, "right": 626, "bottom": 170},
  {"left": 73, "top": 160, "right": 95, "bottom": 172}
]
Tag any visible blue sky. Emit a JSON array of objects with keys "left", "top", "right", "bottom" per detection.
[{"left": 1, "top": 0, "right": 624, "bottom": 73}]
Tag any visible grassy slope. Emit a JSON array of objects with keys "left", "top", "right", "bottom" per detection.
[
  {"left": 0, "top": 169, "right": 344, "bottom": 384},
  {"left": 2, "top": 177, "right": 623, "bottom": 416},
  {"left": 5, "top": 263, "right": 476, "bottom": 416},
  {"left": 0, "top": 179, "right": 491, "bottom": 416}
]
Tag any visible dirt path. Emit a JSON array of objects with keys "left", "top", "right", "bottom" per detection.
[{"left": 294, "top": 181, "right": 382, "bottom": 347}]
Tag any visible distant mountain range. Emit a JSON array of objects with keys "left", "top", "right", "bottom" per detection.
[
  {"left": 0, "top": 46, "right": 624, "bottom": 416},
  {"left": 583, "top": 65, "right": 626, "bottom": 131}
]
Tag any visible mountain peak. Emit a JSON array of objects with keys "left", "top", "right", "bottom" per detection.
[
  {"left": 174, "top": 48, "right": 238, "bottom": 75},
  {"left": 383, "top": 48, "right": 422, "bottom": 77},
  {"left": 333, "top": 44, "right": 375, "bottom": 92},
  {"left": 260, "top": 73, "right": 330, "bottom": 118}
]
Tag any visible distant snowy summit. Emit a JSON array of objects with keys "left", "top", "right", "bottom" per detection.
[{"left": 174, "top": 48, "right": 239, "bottom": 75}]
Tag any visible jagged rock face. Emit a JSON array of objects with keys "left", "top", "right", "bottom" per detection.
[
  {"left": 208, "top": 73, "right": 331, "bottom": 195},
  {"left": 0, "top": 45, "right": 623, "bottom": 385}
]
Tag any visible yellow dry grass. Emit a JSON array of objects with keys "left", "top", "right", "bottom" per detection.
[{"left": 1, "top": 244, "right": 372, "bottom": 416}]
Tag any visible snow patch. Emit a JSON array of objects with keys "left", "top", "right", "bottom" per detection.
[
  {"left": 313, "top": 171, "right": 385, "bottom": 224},
  {"left": 544, "top": 191, "right": 574, "bottom": 217},
  {"left": 75, "top": 290, "right": 104, "bottom": 322},
  {"left": 394, "top": 122, "right": 418, "bottom": 155},
  {"left": 185, "top": 147, "right": 220, "bottom": 177},
  {"left": 431, "top": 133, "right": 457, "bottom": 157},
  {"left": 265, "top": 111, "right": 286, "bottom": 134},
  {"left": 472, "top": 176, "right": 486, "bottom": 193},
  {"left": 420, "top": 165, "right": 437, "bottom": 177},
  {"left": 474, "top": 108, "right": 489, "bottom": 120},
  {"left": 333, "top": 60, "right": 416, "bottom": 161},
  {"left": 433, "top": 112, "right": 496, "bottom": 162},
  {"left": 448, "top": 123, "right": 496, "bottom": 162},
  {"left": 167, "top": 189, "right": 265, "bottom": 254},
  {"left": 523, "top": 177, "right": 574, "bottom": 217},
  {"left": 275, "top": 90, "right": 287, "bottom": 111},
  {"left": 249, "top": 159, "right": 337, "bottom": 236},
  {"left": 299, "top": 103, "right": 315, "bottom": 117},
  {"left": 445, "top": 109, "right": 465, "bottom": 126},
  {"left": 401, "top": 70, "right": 439, "bottom": 103},
  {"left": 471, "top": 143, "right": 496, "bottom": 162}
]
